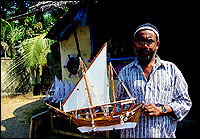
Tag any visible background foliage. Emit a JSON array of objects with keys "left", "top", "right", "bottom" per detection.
[{"left": 1, "top": 0, "right": 68, "bottom": 95}]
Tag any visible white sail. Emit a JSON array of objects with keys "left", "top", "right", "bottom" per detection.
[
  {"left": 86, "top": 44, "right": 110, "bottom": 107},
  {"left": 51, "top": 80, "right": 62, "bottom": 103},
  {"left": 70, "top": 80, "right": 75, "bottom": 92},
  {"left": 63, "top": 43, "right": 110, "bottom": 112},
  {"left": 64, "top": 79, "right": 70, "bottom": 100},
  {"left": 44, "top": 82, "right": 54, "bottom": 101},
  {"left": 56, "top": 80, "right": 64, "bottom": 103},
  {"left": 54, "top": 75, "right": 59, "bottom": 90},
  {"left": 44, "top": 75, "right": 59, "bottom": 101},
  {"left": 63, "top": 79, "right": 75, "bottom": 101}
]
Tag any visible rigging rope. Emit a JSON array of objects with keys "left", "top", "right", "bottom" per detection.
[{"left": 111, "top": 65, "right": 134, "bottom": 99}]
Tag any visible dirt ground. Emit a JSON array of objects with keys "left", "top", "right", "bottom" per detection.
[{"left": 1, "top": 92, "right": 47, "bottom": 138}]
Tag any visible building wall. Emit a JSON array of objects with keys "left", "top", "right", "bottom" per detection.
[
  {"left": 1, "top": 58, "right": 31, "bottom": 95},
  {"left": 58, "top": 25, "right": 119, "bottom": 102},
  {"left": 59, "top": 25, "right": 91, "bottom": 84},
  {"left": 1, "top": 58, "right": 13, "bottom": 95}
]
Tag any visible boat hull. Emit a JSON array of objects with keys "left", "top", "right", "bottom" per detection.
[
  {"left": 70, "top": 103, "right": 142, "bottom": 133},
  {"left": 46, "top": 101, "right": 143, "bottom": 133},
  {"left": 78, "top": 122, "right": 137, "bottom": 133}
]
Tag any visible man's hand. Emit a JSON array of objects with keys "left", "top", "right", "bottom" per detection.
[{"left": 141, "top": 103, "right": 162, "bottom": 117}]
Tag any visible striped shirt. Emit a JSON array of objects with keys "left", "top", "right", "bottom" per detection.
[{"left": 116, "top": 55, "right": 192, "bottom": 138}]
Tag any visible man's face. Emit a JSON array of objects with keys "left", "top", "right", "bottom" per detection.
[{"left": 133, "top": 30, "right": 160, "bottom": 65}]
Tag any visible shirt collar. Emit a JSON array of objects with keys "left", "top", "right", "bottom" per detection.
[{"left": 155, "top": 55, "right": 166, "bottom": 69}]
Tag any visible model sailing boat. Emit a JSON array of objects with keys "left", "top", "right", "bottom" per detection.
[{"left": 45, "top": 42, "right": 143, "bottom": 133}]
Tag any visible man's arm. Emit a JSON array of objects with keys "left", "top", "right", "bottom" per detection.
[
  {"left": 142, "top": 65, "right": 192, "bottom": 120},
  {"left": 141, "top": 103, "right": 176, "bottom": 117},
  {"left": 167, "top": 65, "right": 192, "bottom": 121}
]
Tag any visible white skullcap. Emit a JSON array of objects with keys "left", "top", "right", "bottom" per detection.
[{"left": 134, "top": 23, "right": 159, "bottom": 41}]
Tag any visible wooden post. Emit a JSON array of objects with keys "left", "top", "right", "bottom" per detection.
[
  {"left": 109, "top": 63, "right": 116, "bottom": 114},
  {"left": 74, "top": 29, "right": 81, "bottom": 57},
  {"left": 50, "top": 110, "right": 54, "bottom": 129},
  {"left": 106, "top": 131, "right": 110, "bottom": 138},
  {"left": 29, "top": 117, "right": 33, "bottom": 138}
]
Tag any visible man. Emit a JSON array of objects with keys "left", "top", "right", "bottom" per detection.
[{"left": 116, "top": 23, "right": 192, "bottom": 138}]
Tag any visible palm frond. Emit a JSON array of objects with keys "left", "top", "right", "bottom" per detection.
[
  {"left": 3, "top": 33, "right": 55, "bottom": 93},
  {"left": 19, "top": 33, "right": 52, "bottom": 70}
]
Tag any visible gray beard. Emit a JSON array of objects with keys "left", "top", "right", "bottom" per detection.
[{"left": 137, "top": 48, "right": 157, "bottom": 65}]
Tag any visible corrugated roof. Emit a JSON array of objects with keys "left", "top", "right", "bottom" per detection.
[
  {"left": 45, "top": 2, "right": 84, "bottom": 40},
  {"left": 7, "top": 1, "right": 80, "bottom": 22},
  {"left": 30, "top": 1, "right": 79, "bottom": 12}
]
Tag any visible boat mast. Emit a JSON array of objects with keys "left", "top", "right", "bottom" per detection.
[
  {"left": 109, "top": 62, "right": 116, "bottom": 114},
  {"left": 79, "top": 58, "right": 95, "bottom": 114}
]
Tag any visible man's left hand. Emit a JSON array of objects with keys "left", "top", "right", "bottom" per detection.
[{"left": 141, "top": 103, "right": 162, "bottom": 117}]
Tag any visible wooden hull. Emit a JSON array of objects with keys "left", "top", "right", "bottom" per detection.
[
  {"left": 46, "top": 102, "right": 143, "bottom": 133},
  {"left": 68, "top": 103, "right": 142, "bottom": 133}
]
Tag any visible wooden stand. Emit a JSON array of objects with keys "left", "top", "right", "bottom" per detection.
[
  {"left": 49, "top": 110, "right": 103, "bottom": 138},
  {"left": 29, "top": 110, "right": 50, "bottom": 138},
  {"left": 29, "top": 109, "right": 106, "bottom": 138}
]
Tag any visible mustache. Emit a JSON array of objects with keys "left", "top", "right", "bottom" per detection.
[{"left": 139, "top": 48, "right": 152, "bottom": 54}]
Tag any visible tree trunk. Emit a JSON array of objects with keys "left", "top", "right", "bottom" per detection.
[
  {"left": 31, "top": 66, "right": 41, "bottom": 96},
  {"left": 33, "top": 84, "right": 41, "bottom": 96}
]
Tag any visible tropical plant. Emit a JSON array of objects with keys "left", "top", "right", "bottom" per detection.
[
  {"left": 2, "top": 14, "right": 56, "bottom": 95},
  {"left": 2, "top": 33, "right": 55, "bottom": 95},
  {"left": 1, "top": 1, "right": 68, "bottom": 95},
  {"left": 1, "top": 18, "right": 25, "bottom": 58},
  {"left": 1, "top": 14, "right": 51, "bottom": 58}
]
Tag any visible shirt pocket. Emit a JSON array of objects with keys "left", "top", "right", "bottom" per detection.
[{"left": 157, "top": 85, "right": 173, "bottom": 104}]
